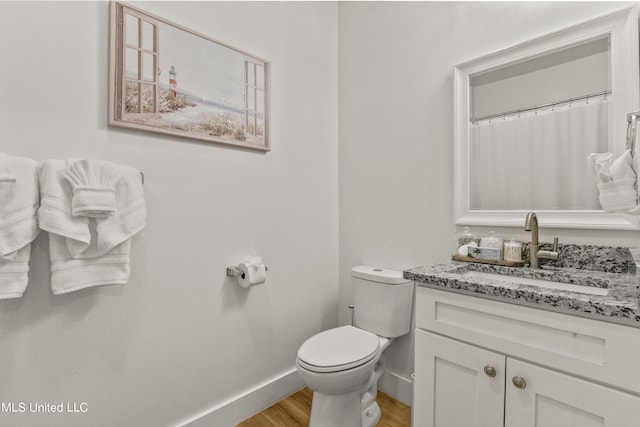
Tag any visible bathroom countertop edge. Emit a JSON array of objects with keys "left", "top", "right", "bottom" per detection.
[{"left": 404, "top": 261, "right": 640, "bottom": 328}]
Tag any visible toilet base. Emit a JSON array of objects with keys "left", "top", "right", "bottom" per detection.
[
  {"left": 362, "top": 400, "right": 381, "bottom": 427},
  {"left": 308, "top": 388, "right": 382, "bottom": 427},
  {"left": 309, "top": 389, "right": 362, "bottom": 427},
  {"left": 308, "top": 357, "right": 387, "bottom": 427},
  {"left": 361, "top": 357, "right": 384, "bottom": 427}
]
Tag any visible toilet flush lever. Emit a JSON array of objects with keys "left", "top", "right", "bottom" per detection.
[{"left": 348, "top": 305, "right": 355, "bottom": 326}]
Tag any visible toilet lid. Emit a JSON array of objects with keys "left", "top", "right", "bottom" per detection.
[{"left": 297, "top": 326, "right": 380, "bottom": 373}]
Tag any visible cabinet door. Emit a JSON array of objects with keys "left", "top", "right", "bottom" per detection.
[
  {"left": 414, "top": 329, "right": 506, "bottom": 427},
  {"left": 505, "top": 358, "right": 640, "bottom": 427}
]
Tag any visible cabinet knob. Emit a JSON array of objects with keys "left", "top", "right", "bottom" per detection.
[
  {"left": 483, "top": 365, "right": 497, "bottom": 378},
  {"left": 512, "top": 376, "right": 527, "bottom": 389}
]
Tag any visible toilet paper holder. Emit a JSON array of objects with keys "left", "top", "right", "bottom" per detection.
[{"left": 226, "top": 264, "right": 268, "bottom": 279}]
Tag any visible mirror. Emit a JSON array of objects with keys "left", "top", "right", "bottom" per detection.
[{"left": 453, "top": 6, "right": 639, "bottom": 229}]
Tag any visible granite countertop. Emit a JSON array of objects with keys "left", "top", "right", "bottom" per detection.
[{"left": 404, "top": 260, "right": 640, "bottom": 328}]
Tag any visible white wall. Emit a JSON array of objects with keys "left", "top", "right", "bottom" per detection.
[
  {"left": 339, "top": 1, "right": 639, "bottom": 405},
  {"left": 0, "top": 1, "right": 338, "bottom": 426}
]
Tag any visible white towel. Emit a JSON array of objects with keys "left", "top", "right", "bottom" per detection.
[
  {"left": 48, "top": 234, "right": 133, "bottom": 295},
  {"left": 587, "top": 153, "right": 613, "bottom": 184},
  {"left": 0, "top": 154, "right": 40, "bottom": 299},
  {"left": 63, "top": 159, "right": 123, "bottom": 218},
  {"left": 38, "top": 159, "right": 146, "bottom": 295},
  {"left": 0, "top": 155, "right": 17, "bottom": 203},
  {"left": 0, "top": 245, "right": 35, "bottom": 299},
  {"left": 38, "top": 159, "right": 92, "bottom": 256},
  {"left": 626, "top": 153, "right": 640, "bottom": 215},
  {"left": 587, "top": 150, "right": 639, "bottom": 214},
  {"left": 0, "top": 162, "right": 15, "bottom": 184}
]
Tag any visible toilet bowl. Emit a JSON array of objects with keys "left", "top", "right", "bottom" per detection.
[
  {"left": 296, "top": 266, "right": 414, "bottom": 427},
  {"left": 296, "top": 326, "right": 392, "bottom": 427}
]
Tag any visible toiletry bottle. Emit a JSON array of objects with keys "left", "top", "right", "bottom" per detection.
[
  {"left": 504, "top": 239, "right": 523, "bottom": 262},
  {"left": 456, "top": 227, "right": 478, "bottom": 249}
]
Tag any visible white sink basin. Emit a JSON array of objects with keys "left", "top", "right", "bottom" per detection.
[{"left": 460, "top": 270, "right": 608, "bottom": 296}]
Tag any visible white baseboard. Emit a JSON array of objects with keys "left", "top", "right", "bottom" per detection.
[
  {"left": 177, "top": 368, "right": 304, "bottom": 427},
  {"left": 176, "top": 367, "right": 411, "bottom": 426},
  {"left": 378, "top": 369, "right": 413, "bottom": 407}
]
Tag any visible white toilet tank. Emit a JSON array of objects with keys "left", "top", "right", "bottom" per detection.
[{"left": 351, "top": 265, "right": 414, "bottom": 338}]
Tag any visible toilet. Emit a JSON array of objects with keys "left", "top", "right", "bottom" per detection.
[{"left": 296, "top": 265, "right": 414, "bottom": 427}]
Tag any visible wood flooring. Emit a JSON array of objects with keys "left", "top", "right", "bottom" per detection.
[{"left": 236, "top": 387, "right": 411, "bottom": 427}]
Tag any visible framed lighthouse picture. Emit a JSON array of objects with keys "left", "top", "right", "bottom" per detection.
[{"left": 108, "top": 1, "right": 270, "bottom": 151}]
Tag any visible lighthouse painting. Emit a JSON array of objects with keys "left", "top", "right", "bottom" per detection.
[
  {"left": 168, "top": 66, "right": 177, "bottom": 96},
  {"left": 109, "top": 1, "right": 270, "bottom": 151}
]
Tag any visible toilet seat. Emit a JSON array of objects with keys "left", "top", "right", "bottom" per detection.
[{"left": 297, "top": 325, "right": 380, "bottom": 373}]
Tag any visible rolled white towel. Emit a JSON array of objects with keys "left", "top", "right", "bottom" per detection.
[{"left": 63, "top": 159, "right": 124, "bottom": 218}]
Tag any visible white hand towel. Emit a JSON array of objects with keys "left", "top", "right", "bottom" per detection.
[
  {"left": 0, "top": 162, "right": 16, "bottom": 184},
  {"left": 597, "top": 179, "right": 637, "bottom": 212},
  {"left": 0, "top": 245, "right": 35, "bottom": 299},
  {"left": 587, "top": 153, "right": 613, "bottom": 184},
  {"left": 0, "top": 155, "right": 17, "bottom": 203},
  {"left": 94, "top": 166, "right": 145, "bottom": 255},
  {"left": 63, "top": 159, "right": 124, "bottom": 218},
  {"left": 625, "top": 152, "right": 640, "bottom": 215},
  {"left": 0, "top": 154, "right": 40, "bottom": 299},
  {"left": 38, "top": 159, "right": 92, "bottom": 254},
  {"left": 48, "top": 235, "right": 132, "bottom": 295},
  {"left": 38, "top": 159, "right": 145, "bottom": 294},
  {"left": 587, "top": 150, "right": 638, "bottom": 213}
]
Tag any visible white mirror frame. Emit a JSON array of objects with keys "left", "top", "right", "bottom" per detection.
[{"left": 454, "top": 6, "right": 640, "bottom": 230}]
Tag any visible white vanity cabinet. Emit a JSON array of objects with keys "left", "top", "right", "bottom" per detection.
[
  {"left": 414, "top": 330, "right": 505, "bottom": 426},
  {"left": 505, "top": 358, "right": 640, "bottom": 427},
  {"left": 413, "top": 287, "right": 640, "bottom": 427}
]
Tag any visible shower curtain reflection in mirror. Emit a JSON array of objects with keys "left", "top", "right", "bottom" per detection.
[{"left": 470, "top": 96, "right": 608, "bottom": 211}]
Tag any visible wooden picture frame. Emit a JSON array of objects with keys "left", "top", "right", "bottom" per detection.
[{"left": 108, "top": 1, "right": 270, "bottom": 151}]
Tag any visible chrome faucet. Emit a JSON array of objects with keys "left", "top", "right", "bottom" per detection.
[
  {"left": 524, "top": 212, "right": 559, "bottom": 268},
  {"left": 524, "top": 212, "right": 540, "bottom": 267}
]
